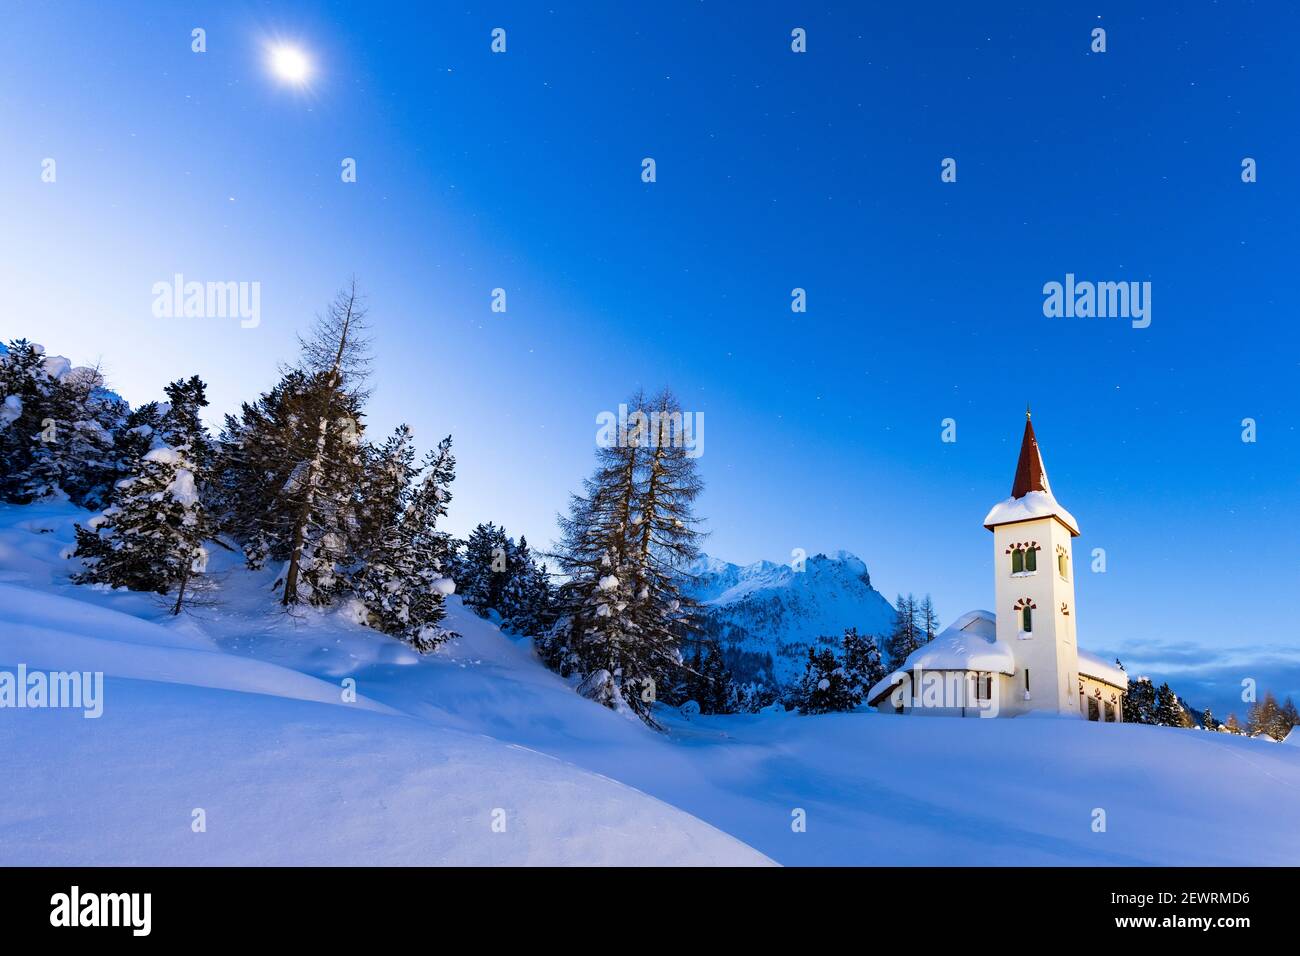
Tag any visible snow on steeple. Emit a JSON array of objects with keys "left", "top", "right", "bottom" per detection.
[{"left": 983, "top": 409, "right": 1079, "bottom": 536}]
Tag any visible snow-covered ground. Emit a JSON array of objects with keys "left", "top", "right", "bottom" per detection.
[{"left": 2, "top": 502, "right": 1298, "bottom": 866}]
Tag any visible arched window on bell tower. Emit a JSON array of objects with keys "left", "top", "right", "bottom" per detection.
[
  {"left": 1009, "top": 543, "right": 1039, "bottom": 575},
  {"left": 1014, "top": 597, "right": 1036, "bottom": 633}
]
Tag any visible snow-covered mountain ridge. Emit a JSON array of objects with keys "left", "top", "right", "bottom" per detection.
[{"left": 683, "top": 551, "right": 898, "bottom": 687}]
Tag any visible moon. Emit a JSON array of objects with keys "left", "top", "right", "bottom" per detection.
[{"left": 268, "top": 45, "right": 311, "bottom": 85}]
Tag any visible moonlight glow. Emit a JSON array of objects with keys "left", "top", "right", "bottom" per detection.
[{"left": 269, "top": 45, "right": 311, "bottom": 85}]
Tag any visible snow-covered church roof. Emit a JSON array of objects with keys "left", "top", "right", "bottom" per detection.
[
  {"left": 1076, "top": 649, "right": 1127, "bottom": 688},
  {"left": 903, "top": 610, "right": 1014, "bottom": 675},
  {"left": 866, "top": 610, "right": 1014, "bottom": 704},
  {"left": 982, "top": 412, "right": 1079, "bottom": 536},
  {"left": 865, "top": 609, "right": 1127, "bottom": 705}
]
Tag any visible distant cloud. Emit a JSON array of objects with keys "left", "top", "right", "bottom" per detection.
[{"left": 1092, "top": 640, "right": 1300, "bottom": 718}]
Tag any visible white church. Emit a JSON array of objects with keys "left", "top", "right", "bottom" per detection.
[{"left": 867, "top": 412, "right": 1128, "bottom": 720}]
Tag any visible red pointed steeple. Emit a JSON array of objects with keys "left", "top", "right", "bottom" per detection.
[
  {"left": 984, "top": 408, "right": 1078, "bottom": 535},
  {"left": 1010, "top": 407, "right": 1051, "bottom": 499}
]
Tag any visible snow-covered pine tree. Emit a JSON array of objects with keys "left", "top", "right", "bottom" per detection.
[
  {"left": 1154, "top": 682, "right": 1191, "bottom": 728},
  {"left": 157, "top": 376, "right": 213, "bottom": 472},
  {"left": 400, "top": 436, "right": 459, "bottom": 649},
  {"left": 353, "top": 433, "right": 458, "bottom": 651},
  {"left": 214, "top": 369, "right": 313, "bottom": 569},
  {"left": 884, "top": 594, "right": 922, "bottom": 667},
  {"left": 215, "top": 283, "right": 370, "bottom": 605},
  {"left": 1123, "top": 675, "right": 1157, "bottom": 724},
  {"left": 1224, "top": 713, "right": 1244, "bottom": 734},
  {"left": 502, "top": 534, "right": 533, "bottom": 626},
  {"left": 733, "top": 681, "right": 780, "bottom": 714},
  {"left": 73, "top": 379, "right": 214, "bottom": 613},
  {"left": 524, "top": 556, "right": 558, "bottom": 634},
  {"left": 792, "top": 647, "right": 857, "bottom": 715},
  {"left": 278, "top": 283, "right": 371, "bottom": 606},
  {"left": 349, "top": 424, "right": 417, "bottom": 620},
  {"left": 628, "top": 388, "right": 704, "bottom": 640},
  {"left": 353, "top": 425, "right": 419, "bottom": 566},
  {"left": 0, "top": 339, "right": 52, "bottom": 501},
  {"left": 457, "top": 522, "right": 510, "bottom": 616},
  {"left": 842, "top": 627, "right": 886, "bottom": 702},
  {"left": 500, "top": 536, "right": 557, "bottom": 636},
  {"left": 1201, "top": 707, "right": 1218, "bottom": 731},
  {"left": 550, "top": 389, "right": 704, "bottom": 727},
  {"left": 451, "top": 525, "right": 558, "bottom": 636},
  {"left": 109, "top": 402, "right": 163, "bottom": 489},
  {"left": 681, "top": 642, "right": 735, "bottom": 715},
  {"left": 18, "top": 363, "right": 120, "bottom": 508}
]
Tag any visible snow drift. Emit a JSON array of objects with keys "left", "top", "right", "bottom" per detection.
[{"left": 2, "top": 502, "right": 1298, "bottom": 866}]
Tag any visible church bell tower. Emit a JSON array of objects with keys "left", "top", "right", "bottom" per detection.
[{"left": 982, "top": 411, "right": 1082, "bottom": 716}]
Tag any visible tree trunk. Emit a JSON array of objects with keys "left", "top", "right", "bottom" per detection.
[{"left": 172, "top": 562, "right": 190, "bottom": 616}]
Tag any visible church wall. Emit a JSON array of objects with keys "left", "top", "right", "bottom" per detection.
[
  {"left": 871, "top": 671, "right": 1016, "bottom": 718},
  {"left": 1078, "top": 675, "right": 1125, "bottom": 722}
]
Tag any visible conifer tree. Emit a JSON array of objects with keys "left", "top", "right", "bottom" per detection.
[
  {"left": 19, "top": 365, "right": 120, "bottom": 507},
  {"left": 1201, "top": 707, "right": 1218, "bottom": 731},
  {"left": 73, "top": 377, "right": 214, "bottom": 613},
  {"left": 457, "top": 522, "right": 510, "bottom": 616},
  {"left": 884, "top": 594, "right": 922, "bottom": 667},
  {"left": 354, "top": 425, "right": 419, "bottom": 565},
  {"left": 842, "top": 627, "right": 886, "bottom": 702},
  {"left": 549, "top": 389, "right": 703, "bottom": 727},
  {"left": 918, "top": 596, "right": 940, "bottom": 644},
  {"left": 215, "top": 283, "right": 370, "bottom": 605},
  {"left": 455, "top": 524, "right": 557, "bottom": 635},
  {"left": 110, "top": 402, "right": 163, "bottom": 487},
  {"left": 353, "top": 434, "right": 457, "bottom": 651},
  {"left": 628, "top": 389, "right": 705, "bottom": 648},
  {"left": 1281, "top": 696, "right": 1300, "bottom": 737},
  {"left": 278, "top": 283, "right": 370, "bottom": 606},
  {"left": 1247, "top": 691, "right": 1287, "bottom": 739},
  {"left": 157, "top": 376, "right": 213, "bottom": 472},
  {"left": 501, "top": 536, "right": 556, "bottom": 636},
  {"left": 0, "top": 339, "right": 52, "bottom": 500},
  {"left": 1123, "top": 675, "right": 1157, "bottom": 724},
  {"left": 733, "top": 681, "right": 780, "bottom": 714},
  {"left": 1154, "top": 682, "right": 1190, "bottom": 728},
  {"left": 792, "top": 647, "right": 857, "bottom": 715},
  {"left": 215, "top": 369, "right": 312, "bottom": 568},
  {"left": 682, "top": 642, "right": 735, "bottom": 715}
]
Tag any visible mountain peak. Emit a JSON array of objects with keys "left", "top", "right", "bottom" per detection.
[{"left": 683, "top": 550, "right": 896, "bottom": 689}]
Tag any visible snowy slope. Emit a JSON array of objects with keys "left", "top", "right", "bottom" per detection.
[
  {"left": 0, "top": 503, "right": 770, "bottom": 866},
  {"left": 2, "top": 502, "right": 1299, "bottom": 866},
  {"left": 683, "top": 551, "right": 897, "bottom": 687}
]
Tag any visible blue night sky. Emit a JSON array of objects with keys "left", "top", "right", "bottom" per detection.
[{"left": 2, "top": 2, "right": 1298, "bottom": 717}]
